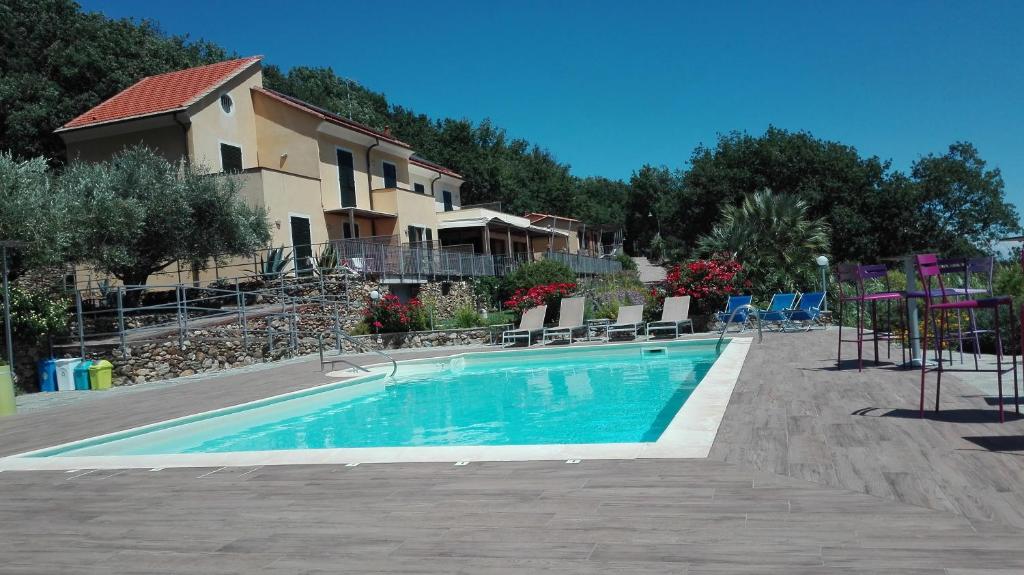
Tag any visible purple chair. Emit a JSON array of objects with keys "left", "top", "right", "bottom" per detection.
[
  {"left": 941, "top": 257, "right": 995, "bottom": 368},
  {"left": 837, "top": 263, "right": 906, "bottom": 371},
  {"left": 916, "top": 254, "right": 1019, "bottom": 422}
]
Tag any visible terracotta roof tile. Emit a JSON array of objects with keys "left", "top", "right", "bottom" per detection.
[
  {"left": 252, "top": 86, "right": 412, "bottom": 149},
  {"left": 60, "top": 56, "right": 262, "bottom": 130},
  {"left": 410, "top": 155, "right": 462, "bottom": 179}
]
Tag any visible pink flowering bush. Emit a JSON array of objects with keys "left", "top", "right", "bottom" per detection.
[
  {"left": 363, "top": 294, "right": 429, "bottom": 333},
  {"left": 651, "top": 256, "right": 748, "bottom": 320},
  {"left": 504, "top": 282, "right": 577, "bottom": 323}
]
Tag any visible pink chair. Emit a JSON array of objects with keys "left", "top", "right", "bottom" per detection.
[
  {"left": 916, "top": 254, "right": 1019, "bottom": 422},
  {"left": 837, "top": 263, "right": 906, "bottom": 371}
]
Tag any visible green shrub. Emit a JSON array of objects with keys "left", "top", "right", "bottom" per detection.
[
  {"left": 593, "top": 299, "right": 620, "bottom": 320},
  {"left": 484, "top": 309, "right": 514, "bottom": 326},
  {"left": 448, "top": 306, "right": 485, "bottom": 328},
  {"left": 614, "top": 252, "right": 637, "bottom": 271},
  {"left": 3, "top": 287, "right": 68, "bottom": 343},
  {"left": 471, "top": 276, "right": 505, "bottom": 309},
  {"left": 504, "top": 260, "right": 575, "bottom": 293},
  {"left": 995, "top": 263, "right": 1024, "bottom": 303},
  {"left": 578, "top": 272, "right": 647, "bottom": 321},
  {"left": 348, "top": 321, "right": 371, "bottom": 336}
]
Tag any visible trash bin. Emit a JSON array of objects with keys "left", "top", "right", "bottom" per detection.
[
  {"left": 89, "top": 360, "right": 113, "bottom": 390},
  {"left": 74, "top": 360, "right": 93, "bottom": 390},
  {"left": 55, "top": 358, "right": 81, "bottom": 392},
  {"left": 0, "top": 364, "right": 14, "bottom": 416},
  {"left": 38, "top": 359, "right": 57, "bottom": 392}
]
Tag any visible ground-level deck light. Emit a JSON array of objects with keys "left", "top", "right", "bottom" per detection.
[{"left": 816, "top": 255, "right": 829, "bottom": 311}]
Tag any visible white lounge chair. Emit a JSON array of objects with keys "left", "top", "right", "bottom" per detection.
[
  {"left": 606, "top": 304, "right": 645, "bottom": 340},
  {"left": 502, "top": 305, "right": 547, "bottom": 347},
  {"left": 542, "top": 297, "right": 586, "bottom": 344},
  {"left": 646, "top": 296, "right": 694, "bottom": 338}
]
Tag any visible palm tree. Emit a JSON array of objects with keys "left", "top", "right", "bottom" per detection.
[{"left": 697, "top": 189, "right": 830, "bottom": 293}]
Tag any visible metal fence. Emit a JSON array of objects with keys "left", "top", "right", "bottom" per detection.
[
  {"left": 330, "top": 238, "right": 620, "bottom": 280},
  {"left": 69, "top": 235, "right": 623, "bottom": 295}
]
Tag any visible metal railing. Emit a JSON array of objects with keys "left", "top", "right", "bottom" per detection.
[
  {"left": 319, "top": 332, "right": 397, "bottom": 377},
  {"left": 69, "top": 235, "right": 624, "bottom": 294},
  {"left": 545, "top": 252, "right": 622, "bottom": 275},
  {"left": 716, "top": 304, "right": 763, "bottom": 353}
]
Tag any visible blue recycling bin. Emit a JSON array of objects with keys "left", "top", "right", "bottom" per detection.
[
  {"left": 38, "top": 359, "right": 57, "bottom": 392},
  {"left": 73, "top": 360, "right": 93, "bottom": 390}
]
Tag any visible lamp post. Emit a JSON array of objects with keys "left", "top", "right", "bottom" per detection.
[
  {"left": 647, "top": 210, "right": 662, "bottom": 237},
  {"left": 816, "top": 255, "right": 829, "bottom": 311},
  {"left": 369, "top": 290, "right": 382, "bottom": 343}
]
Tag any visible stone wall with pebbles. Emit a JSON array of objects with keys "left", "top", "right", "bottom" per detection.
[
  {"left": 417, "top": 281, "right": 476, "bottom": 320},
  {"left": 106, "top": 322, "right": 493, "bottom": 387},
  {"left": 27, "top": 276, "right": 482, "bottom": 389}
]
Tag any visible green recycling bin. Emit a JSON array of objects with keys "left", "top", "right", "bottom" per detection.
[
  {"left": 0, "top": 364, "right": 15, "bottom": 416},
  {"left": 88, "top": 360, "right": 113, "bottom": 390}
]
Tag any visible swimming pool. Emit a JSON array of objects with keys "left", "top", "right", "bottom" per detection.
[{"left": 4, "top": 338, "right": 751, "bottom": 468}]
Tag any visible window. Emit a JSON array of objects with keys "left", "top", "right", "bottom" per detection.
[
  {"left": 343, "top": 222, "right": 359, "bottom": 239},
  {"left": 442, "top": 190, "right": 453, "bottom": 212},
  {"left": 414, "top": 183, "right": 425, "bottom": 195},
  {"left": 407, "top": 225, "right": 433, "bottom": 247},
  {"left": 290, "top": 216, "right": 313, "bottom": 276},
  {"left": 337, "top": 149, "right": 356, "bottom": 207},
  {"left": 220, "top": 143, "right": 242, "bottom": 172},
  {"left": 382, "top": 162, "right": 397, "bottom": 188},
  {"left": 220, "top": 94, "right": 234, "bottom": 115}
]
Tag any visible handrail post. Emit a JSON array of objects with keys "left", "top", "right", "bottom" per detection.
[
  {"left": 175, "top": 285, "right": 184, "bottom": 348},
  {"left": 75, "top": 289, "right": 86, "bottom": 358},
  {"left": 116, "top": 287, "right": 126, "bottom": 358},
  {"left": 333, "top": 304, "right": 342, "bottom": 352}
]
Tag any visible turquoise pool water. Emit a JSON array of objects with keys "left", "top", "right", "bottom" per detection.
[{"left": 36, "top": 341, "right": 721, "bottom": 456}]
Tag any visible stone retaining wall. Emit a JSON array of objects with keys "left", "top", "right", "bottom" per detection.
[
  {"left": 22, "top": 276, "right": 483, "bottom": 390},
  {"left": 106, "top": 323, "right": 493, "bottom": 386}
]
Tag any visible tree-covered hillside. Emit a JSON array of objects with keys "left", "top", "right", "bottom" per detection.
[{"left": 1, "top": 0, "right": 1018, "bottom": 262}]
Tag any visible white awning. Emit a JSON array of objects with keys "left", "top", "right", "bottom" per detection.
[{"left": 437, "top": 207, "right": 570, "bottom": 236}]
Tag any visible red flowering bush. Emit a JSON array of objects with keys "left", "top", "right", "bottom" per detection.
[
  {"left": 363, "top": 294, "right": 429, "bottom": 333},
  {"left": 654, "top": 256, "right": 748, "bottom": 319},
  {"left": 504, "top": 282, "right": 577, "bottom": 323}
]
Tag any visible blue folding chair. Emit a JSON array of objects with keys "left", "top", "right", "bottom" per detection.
[
  {"left": 759, "top": 293, "right": 798, "bottom": 329},
  {"left": 781, "top": 292, "right": 826, "bottom": 332},
  {"left": 716, "top": 295, "right": 753, "bottom": 333}
]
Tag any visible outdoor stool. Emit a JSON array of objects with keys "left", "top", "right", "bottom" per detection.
[
  {"left": 836, "top": 263, "right": 907, "bottom": 371},
  {"left": 915, "top": 253, "right": 1018, "bottom": 422}
]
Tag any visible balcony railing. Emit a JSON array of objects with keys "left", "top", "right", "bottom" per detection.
[{"left": 327, "top": 236, "right": 621, "bottom": 280}]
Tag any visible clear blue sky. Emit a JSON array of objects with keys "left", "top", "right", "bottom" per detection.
[{"left": 82, "top": 0, "right": 1024, "bottom": 215}]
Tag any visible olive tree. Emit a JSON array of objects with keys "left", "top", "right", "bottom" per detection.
[
  {"left": 61, "top": 146, "right": 270, "bottom": 293},
  {"left": 0, "top": 152, "right": 71, "bottom": 279}
]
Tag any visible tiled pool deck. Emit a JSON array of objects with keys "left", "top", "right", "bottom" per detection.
[{"left": 2, "top": 331, "right": 1024, "bottom": 573}]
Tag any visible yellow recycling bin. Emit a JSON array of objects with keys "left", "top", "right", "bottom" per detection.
[
  {"left": 88, "top": 360, "right": 113, "bottom": 390},
  {"left": 0, "top": 364, "right": 15, "bottom": 416}
]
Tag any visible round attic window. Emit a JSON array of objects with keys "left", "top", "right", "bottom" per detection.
[{"left": 220, "top": 94, "right": 234, "bottom": 115}]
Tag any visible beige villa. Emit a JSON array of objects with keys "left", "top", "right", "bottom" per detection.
[{"left": 56, "top": 56, "right": 619, "bottom": 284}]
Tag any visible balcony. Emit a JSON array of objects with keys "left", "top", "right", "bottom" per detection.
[{"left": 328, "top": 235, "right": 621, "bottom": 281}]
